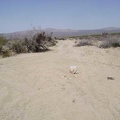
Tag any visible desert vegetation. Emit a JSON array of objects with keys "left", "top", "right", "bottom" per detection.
[
  {"left": 0, "top": 36, "right": 8, "bottom": 52},
  {"left": 1, "top": 32, "right": 120, "bottom": 58},
  {"left": 0, "top": 32, "right": 56, "bottom": 57},
  {"left": 75, "top": 39, "right": 93, "bottom": 47},
  {"left": 99, "top": 36, "right": 120, "bottom": 48},
  {"left": 74, "top": 32, "right": 120, "bottom": 48}
]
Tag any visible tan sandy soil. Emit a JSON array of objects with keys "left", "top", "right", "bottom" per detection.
[{"left": 0, "top": 40, "right": 120, "bottom": 120}]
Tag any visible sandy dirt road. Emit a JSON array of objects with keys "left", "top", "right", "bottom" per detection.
[{"left": 0, "top": 40, "right": 120, "bottom": 120}]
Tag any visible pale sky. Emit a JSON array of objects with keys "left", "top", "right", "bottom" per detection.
[{"left": 0, "top": 0, "right": 120, "bottom": 33}]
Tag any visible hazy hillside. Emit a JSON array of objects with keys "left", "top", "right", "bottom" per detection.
[{"left": 1, "top": 27, "right": 120, "bottom": 39}]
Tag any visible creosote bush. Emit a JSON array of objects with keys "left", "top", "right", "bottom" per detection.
[
  {"left": 11, "top": 41, "right": 28, "bottom": 54},
  {"left": 1, "top": 31, "right": 56, "bottom": 57},
  {"left": 0, "top": 36, "right": 8, "bottom": 52},
  {"left": 99, "top": 37, "right": 120, "bottom": 48},
  {"left": 75, "top": 39, "right": 93, "bottom": 47},
  {"left": 2, "top": 49, "right": 13, "bottom": 58},
  {"left": 0, "top": 44, "right": 2, "bottom": 52},
  {"left": 74, "top": 33, "right": 120, "bottom": 49}
]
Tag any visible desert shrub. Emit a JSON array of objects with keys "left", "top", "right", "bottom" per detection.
[
  {"left": 11, "top": 41, "right": 28, "bottom": 54},
  {"left": 8, "top": 32, "right": 56, "bottom": 53},
  {"left": 0, "top": 36, "right": 7, "bottom": 45},
  {"left": 54, "top": 37, "right": 57, "bottom": 40},
  {"left": 75, "top": 39, "right": 93, "bottom": 47},
  {"left": 1, "top": 31, "right": 56, "bottom": 57},
  {"left": 102, "top": 32, "right": 108, "bottom": 37},
  {"left": 0, "top": 36, "right": 8, "bottom": 52},
  {"left": 59, "top": 38, "right": 66, "bottom": 40},
  {"left": 22, "top": 38, "right": 30, "bottom": 46},
  {"left": 36, "top": 32, "right": 45, "bottom": 44},
  {"left": 22, "top": 38, "right": 35, "bottom": 52},
  {"left": 33, "top": 32, "right": 56, "bottom": 47},
  {"left": 0, "top": 44, "right": 2, "bottom": 52},
  {"left": 2, "top": 49, "right": 13, "bottom": 58},
  {"left": 99, "top": 37, "right": 120, "bottom": 48},
  {"left": 79, "top": 35, "right": 91, "bottom": 39}
]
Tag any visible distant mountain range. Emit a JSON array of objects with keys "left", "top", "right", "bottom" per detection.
[{"left": 1, "top": 27, "right": 120, "bottom": 39}]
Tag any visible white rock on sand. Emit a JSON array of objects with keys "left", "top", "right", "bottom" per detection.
[
  {"left": 69, "top": 66, "right": 77, "bottom": 74},
  {"left": 0, "top": 40, "right": 120, "bottom": 120}
]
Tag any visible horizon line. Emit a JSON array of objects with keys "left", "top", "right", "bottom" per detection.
[{"left": 1, "top": 26, "right": 120, "bottom": 34}]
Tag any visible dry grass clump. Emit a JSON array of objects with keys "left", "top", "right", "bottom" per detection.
[
  {"left": 75, "top": 39, "right": 93, "bottom": 47},
  {"left": 99, "top": 37, "right": 120, "bottom": 48},
  {"left": 74, "top": 33, "right": 120, "bottom": 49},
  {"left": 0, "top": 36, "right": 8, "bottom": 53},
  {"left": 11, "top": 42, "right": 28, "bottom": 54},
  {"left": 2, "top": 49, "right": 13, "bottom": 58}
]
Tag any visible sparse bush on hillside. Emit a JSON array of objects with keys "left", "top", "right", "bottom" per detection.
[
  {"left": 0, "top": 44, "right": 2, "bottom": 52},
  {"left": 75, "top": 39, "right": 93, "bottom": 47},
  {"left": 1, "top": 31, "right": 56, "bottom": 56},
  {"left": 73, "top": 33, "right": 120, "bottom": 48},
  {"left": 99, "top": 37, "right": 120, "bottom": 48},
  {"left": 33, "top": 32, "right": 56, "bottom": 51},
  {"left": 0, "top": 36, "right": 8, "bottom": 52},
  {"left": 102, "top": 32, "right": 108, "bottom": 38},
  {"left": 60, "top": 38, "right": 66, "bottom": 40},
  {"left": 79, "top": 35, "right": 90, "bottom": 39},
  {"left": 21, "top": 38, "right": 35, "bottom": 52},
  {"left": 0, "top": 36, "right": 7, "bottom": 45},
  {"left": 11, "top": 41, "right": 28, "bottom": 54}
]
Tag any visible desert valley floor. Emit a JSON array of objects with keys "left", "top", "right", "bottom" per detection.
[{"left": 0, "top": 40, "right": 120, "bottom": 120}]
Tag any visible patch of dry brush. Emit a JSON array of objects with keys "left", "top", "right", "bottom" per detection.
[
  {"left": 75, "top": 33, "right": 120, "bottom": 48},
  {"left": 0, "top": 32, "right": 57, "bottom": 57}
]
